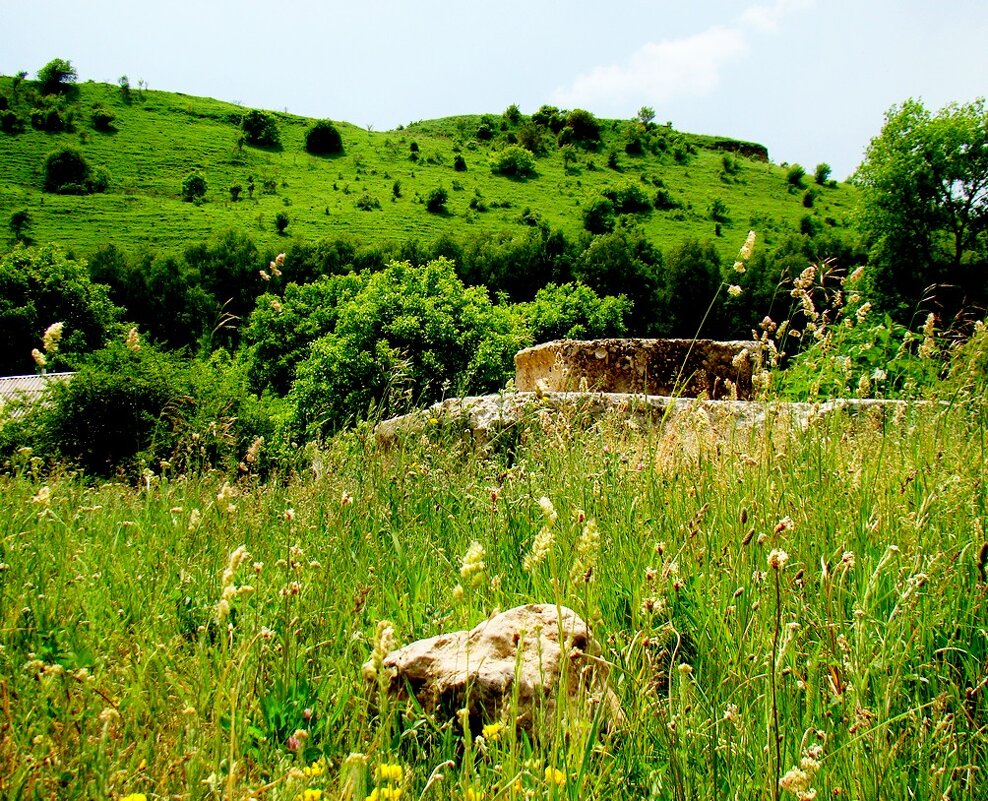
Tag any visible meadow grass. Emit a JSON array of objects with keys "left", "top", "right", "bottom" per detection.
[
  {"left": 1, "top": 398, "right": 985, "bottom": 800},
  {"left": 0, "top": 79, "right": 856, "bottom": 261}
]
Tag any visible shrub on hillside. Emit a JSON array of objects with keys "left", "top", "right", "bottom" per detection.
[
  {"left": 582, "top": 197, "right": 616, "bottom": 234},
  {"left": 36, "top": 58, "right": 77, "bottom": 95},
  {"left": 182, "top": 172, "right": 207, "bottom": 202},
  {"left": 453, "top": 154, "right": 467, "bottom": 171},
  {"left": 275, "top": 211, "right": 290, "bottom": 234},
  {"left": 286, "top": 258, "right": 528, "bottom": 438},
  {"left": 42, "top": 146, "right": 109, "bottom": 194},
  {"left": 490, "top": 145, "right": 536, "bottom": 178},
  {"left": 426, "top": 187, "right": 448, "bottom": 213},
  {"left": 565, "top": 108, "right": 602, "bottom": 147},
  {"left": 305, "top": 119, "right": 344, "bottom": 155},
  {"left": 604, "top": 183, "right": 653, "bottom": 214},
  {"left": 241, "top": 109, "right": 280, "bottom": 147},
  {"left": 787, "top": 163, "right": 807, "bottom": 189},
  {"left": 91, "top": 103, "right": 115, "bottom": 131}
]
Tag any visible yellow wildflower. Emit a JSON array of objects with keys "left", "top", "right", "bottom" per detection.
[
  {"left": 376, "top": 762, "right": 403, "bottom": 783},
  {"left": 481, "top": 721, "right": 504, "bottom": 741},
  {"left": 544, "top": 766, "right": 566, "bottom": 786},
  {"left": 301, "top": 790, "right": 322, "bottom": 801},
  {"left": 120, "top": 795, "right": 147, "bottom": 801}
]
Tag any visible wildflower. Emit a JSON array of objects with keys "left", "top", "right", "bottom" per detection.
[
  {"left": 768, "top": 549, "right": 789, "bottom": 571},
  {"left": 856, "top": 373, "right": 871, "bottom": 398},
  {"left": 270, "top": 298, "right": 283, "bottom": 312},
  {"left": 259, "top": 269, "right": 271, "bottom": 281},
  {"left": 377, "top": 763, "right": 403, "bottom": 783},
  {"left": 544, "top": 766, "right": 566, "bottom": 787},
  {"left": 368, "top": 789, "right": 402, "bottom": 801},
  {"left": 871, "top": 368, "right": 887, "bottom": 382},
  {"left": 42, "top": 322, "right": 63, "bottom": 353},
  {"left": 284, "top": 507, "right": 296, "bottom": 521},
  {"left": 451, "top": 583, "right": 465, "bottom": 601},
  {"left": 733, "top": 260, "right": 746, "bottom": 274},
  {"left": 124, "top": 327, "right": 141, "bottom": 352},
  {"left": 245, "top": 436, "right": 264, "bottom": 465},
  {"left": 739, "top": 230, "right": 756, "bottom": 261},
  {"left": 216, "top": 544, "right": 251, "bottom": 622},
  {"left": 363, "top": 621, "right": 397, "bottom": 680},
  {"left": 465, "top": 788, "right": 483, "bottom": 801},
  {"left": 460, "top": 540, "right": 486, "bottom": 588},
  {"left": 482, "top": 721, "right": 504, "bottom": 741},
  {"left": 275, "top": 252, "right": 286, "bottom": 267},
  {"left": 216, "top": 481, "right": 239, "bottom": 515},
  {"left": 848, "top": 265, "right": 865, "bottom": 282},
  {"left": 524, "top": 524, "right": 554, "bottom": 573},
  {"left": 723, "top": 703, "right": 739, "bottom": 722},
  {"left": 538, "top": 496, "right": 558, "bottom": 527},
  {"left": 570, "top": 517, "right": 600, "bottom": 584},
  {"left": 792, "top": 264, "right": 816, "bottom": 295},
  {"left": 31, "top": 348, "right": 46, "bottom": 368},
  {"left": 31, "top": 485, "right": 51, "bottom": 506},
  {"left": 855, "top": 302, "right": 872, "bottom": 323},
  {"left": 918, "top": 312, "right": 938, "bottom": 359},
  {"left": 779, "top": 767, "right": 810, "bottom": 794},
  {"left": 301, "top": 790, "right": 322, "bottom": 801},
  {"left": 188, "top": 508, "right": 201, "bottom": 531},
  {"left": 120, "top": 794, "right": 148, "bottom": 801},
  {"left": 341, "top": 490, "right": 354, "bottom": 506},
  {"left": 728, "top": 284, "right": 743, "bottom": 297}
]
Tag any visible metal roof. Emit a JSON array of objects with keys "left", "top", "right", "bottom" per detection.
[{"left": 0, "top": 372, "right": 74, "bottom": 418}]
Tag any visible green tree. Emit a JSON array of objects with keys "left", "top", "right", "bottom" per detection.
[
  {"left": 36, "top": 58, "right": 77, "bottom": 95},
  {"left": 305, "top": 120, "right": 344, "bottom": 155},
  {"left": 814, "top": 162, "right": 832, "bottom": 185},
  {"left": 426, "top": 187, "right": 448, "bottom": 213},
  {"left": 286, "top": 258, "right": 527, "bottom": 438},
  {"left": 0, "top": 245, "right": 121, "bottom": 374},
  {"left": 854, "top": 98, "right": 988, "bottom": 317},
  {"left": 9, "top": 209, "right": 31, "bottom": 243},
  {"left": 182, "top": 172, "right": 207, "bottom": 202},
  {"left": 275, "top": 211, "right": 290, "bottom": 234},
  {"left": 43, "top": 146, "right": 89, "bottom": 193},
  {"left": 241, "top": 109, "right": 280, "bottom": 147},
  {"left": 490, "top": 145, "right": 536, "bottom": 178}
]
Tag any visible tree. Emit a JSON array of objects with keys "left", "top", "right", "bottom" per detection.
[
  {"left": 182, "top": 172, "right": 207, "bottom": 202},
  {"left": 854, "top": 98, "right": 988, "bottom": 317},
  {"left": 9, "top": 209, "right": 31, "bottom": 243},
  {"left": 0, "top": 244, "right": 122, "bottom": 374},
  {"left": 814, "top": 163, "right": 832, "bottom": 185},
  {"left": 241, "top": 109, "right": 280, "bottom": 147},
  {"left": 43, "top": 146, "right": 89, "bottom": 193},
  {"left": 36, "top": 58, "right": 77, "bottom": 95},
  {"left": 275, "top": 211, "right": 290, "bottom": 234},
  {"left": 305, "top": 120, "right": 344, "bottom": 155},
  {"left": 426, "top": 187, "right": 448, "bottom": 213}
]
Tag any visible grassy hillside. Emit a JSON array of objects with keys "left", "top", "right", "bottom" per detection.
[{"left": 0, "top": 77, "right": 857, "bottom": 261}]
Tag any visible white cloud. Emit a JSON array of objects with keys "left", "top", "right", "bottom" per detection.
[
  {"left": 552, "top": 0, "right": 813, "bottom": 111},
  {"left": 552, "top": 25, "right": 747, "bottom": 110},
  {"left": 741, "top": 0, "right": 813, "bottom": 33}
]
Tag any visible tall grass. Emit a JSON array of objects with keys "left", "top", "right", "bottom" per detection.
[{"left": 1, "top": 398, "right": 986, "bottom": 800}]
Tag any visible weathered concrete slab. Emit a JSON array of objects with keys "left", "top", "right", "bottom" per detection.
[{"left": 375, "top": 391, "right": 922, "bottom": 447}]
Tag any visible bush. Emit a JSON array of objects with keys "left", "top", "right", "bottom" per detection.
[
  {"left": 490, "top": 145, "right": 536, "bottom": 178},
  {"left": 786, "top": 163, "right": 806, "bottom": 188},
  {"left": 87, "top": 164, "right": 110, "bottom": 193},
  {"left": 241, "top": 273, "right": 367, "bottom": 395},
  {"left": 515, "top": 282, "right": 632, "bottom": 342},
  {"left": 305, "top": 119, "right": 343, "bottom": 155},
  {"left": 286, "top": 258, "right": 528, "bottom": 438},
  {"left": 476, "top": 121, "right": 495, "bottom": 141},
  {"left": 814, "top": 162, "right": 832, "bottom": 185},
  {"left": 0, "top": 244, "right": 121, "bottom": 374},
  {"left": 1, "top": 109, "right": 25, "bottom": 134},
  {"left": 565, "top": 108, "right": 602, "bottom": 147},
  {"left": 604, "top": 183, "right": 653, "bottom": 214},
  {"left": 43, "top": 146, "right": 88, "bottom": 193},
  {"left": 355, "top": 193, "right": 381, "bottom": 211},
  {"left": 453, "top": 154, "right": 467, "bottom": 171},
  {"left": 181, "top": 172, "right": 207, "bottom": 202},
  {"left": 275, "top": 211, "right": 290, "bottom": 234},
  {"left": 710, "top": 198, "right": 730, "bottom": 222},
  {"left": 36, "top": 58, "right": 77, "bottom": 95},
  {"left": 91, "top": 104, "right": 115, "bottom": 131},
  {"left": 582, "top": 197, "right": 616, "bottom": 234},
  {"left": 241, "top": 109, "right": 280, "bottom": 147},
  {"left": 426, "top": 187, "right": 448, "bottom": 214},
  {"left": 31, "top": 98, "right": 69, "bottom": 132}
]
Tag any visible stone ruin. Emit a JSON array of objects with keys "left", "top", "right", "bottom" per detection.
[{"left": 514, "top": 338, "right": 759, "bottom": 399}]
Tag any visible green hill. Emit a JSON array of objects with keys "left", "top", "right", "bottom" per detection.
[{"left": 0, "top": 76, "right": 856, "bottom": 260}]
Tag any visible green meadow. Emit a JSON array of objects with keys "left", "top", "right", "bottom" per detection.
[
  {"left": 0, "top": 78, "right": 855, "bottom": 260},
  {"left": 1, "top": 399, "right": 985, "bottom": 800}
]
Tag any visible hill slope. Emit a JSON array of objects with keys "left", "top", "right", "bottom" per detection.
[{"left": 0, "top": 78, "right": 856, "bottom": 260}]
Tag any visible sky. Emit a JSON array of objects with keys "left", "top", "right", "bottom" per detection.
[{"left": 2, "top": 0, "right": 986, "bottom": 180}]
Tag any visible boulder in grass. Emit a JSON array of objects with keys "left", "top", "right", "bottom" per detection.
[{"left": 363, "top": 603, "right": 623, "bottom": 734}]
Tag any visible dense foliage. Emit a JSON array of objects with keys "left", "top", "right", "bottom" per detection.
[
  {"left": 0, "top": 245, "right": 120, "bottom": 374},
  {"left": 304, "top": 119, "right": 343, "bottom": 155},
  {"left": 854, "top": 98, "right": 988, "bottom": 320}
]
